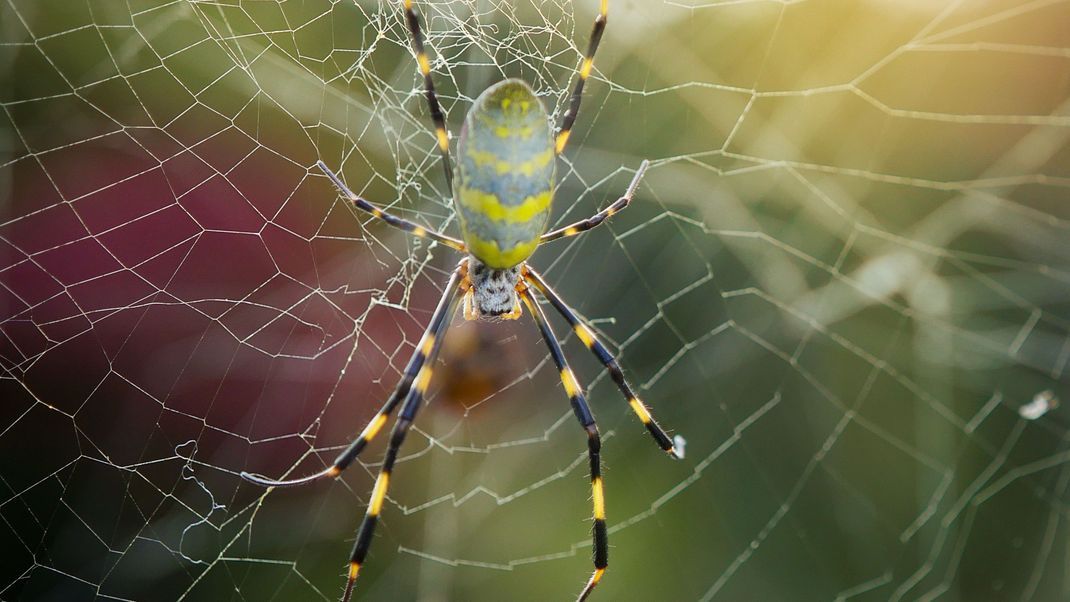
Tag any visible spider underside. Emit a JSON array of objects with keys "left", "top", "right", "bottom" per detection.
[
  {"left": 465, "top": 257, "right": 523, "bottom": 319},
  {"left": 241, "top": 2, "right": 683, "bottom": 601}
]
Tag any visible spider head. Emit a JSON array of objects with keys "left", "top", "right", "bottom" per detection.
[{"left": 464, "top": 256, "right": 523, "bottom": 320}]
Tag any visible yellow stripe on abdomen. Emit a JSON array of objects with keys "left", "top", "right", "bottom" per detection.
[
  {"left": 458, "top": 187, "right": 551, "bottom": 225},
  {"left": 463, "top": 236, "right": 540, "bottom": 269}
]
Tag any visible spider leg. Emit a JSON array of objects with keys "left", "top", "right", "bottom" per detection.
[
  {"left": 402, "top": 0, "right": 455, "bottom": 197},
  {"left": 241, "top": 266, "right": 465, "bottom": 488},
  {"left": 525, "top": 268, "right": 682, "bottom": 459},
  {"left": 554, "top": 0, "right": 608, "bottom": 155},
  {"left": 317, "top": 161, "right": 465, "bottom": 252},
  {"left": 343, "top": 277, "right": 463, "bottom": 602},
  {"left": 541, "top": 160, "right": 648, "bottom": 243},
  {"left": 519, "top": 289, "right": 607, "bottom": 602}
]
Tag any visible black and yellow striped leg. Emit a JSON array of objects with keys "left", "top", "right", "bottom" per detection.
[
  {"left": 555, "top": 0, "right": 608, "bottom": 155},
  {"left": 342, "top": 275, "right": 463, "bottom": 602},
  {"left": 316, "top": 161, "right": 465, "bottom": 252},
  {"left": 541, "top": 160, "right": 648, "bottom": 243},
  {"left": 241, "top": 268, "right": 464, "bottom": 489},
  {"left": 525, "top": 269, "right": 682, "bottom": 459},
  {"left": 402, "top": 0, "right": 454, "bottom": 196},
  {"left": 520, "top": 290, "right": 607, "bottom": 601}
]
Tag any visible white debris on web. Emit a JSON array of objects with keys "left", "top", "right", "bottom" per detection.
[
  {"left": 1019, "top": 391, "right": 1059, "bottom": 421},
  {"left": 673, "top": 434, "right": 687, "bottom": 460}
]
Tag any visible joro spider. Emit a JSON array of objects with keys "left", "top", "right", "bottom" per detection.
[{"left": 241, "top": 1, "right": 682, "bottom": 600}]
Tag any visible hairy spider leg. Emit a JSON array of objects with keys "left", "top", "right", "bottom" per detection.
[
  {"left": 541, "top": 160, "right": 649, "bottom": 243},
  {"left": 520, "top": 290, "right": 607, "bottom": 602},
  {"left": 404, "top": 0, "right": 455, "bottom": 196},
  {"left": 317, "top": 160, "right": 465, "bottom": 252},
  {"left": 343, "top": 270, "right": 465, "bottom": 601},
  {"left": 525, "top": 268, "right": 682, "bottom": 459},
  {"left": 555, "top": 0, "right": 608, "bottom": 155},
  {"left": 240, "top": 266, "right": 465, "bottom": 488}
]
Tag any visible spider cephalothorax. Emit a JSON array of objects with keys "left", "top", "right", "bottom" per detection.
[
  {"left": 464, "top": 256, "right": 523, "bottom": 319},
  {"left": 242, "top": 2, "right": 682, "bottom": 601}
]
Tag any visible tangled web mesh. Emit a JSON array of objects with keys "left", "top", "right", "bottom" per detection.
[{"left": 2, "top": 0, "right": 1070, "bottom": 600}]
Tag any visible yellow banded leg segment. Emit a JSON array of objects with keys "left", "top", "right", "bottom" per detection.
[
  {"left": 628, "top": 397, "right": 652, "bottom": 425},
  {"left": 415, "top": 365, "right": 434, "bottom": 394},
  {"left": 541, "top": 160, "right": 649, "bottom": 244},
  {"left": 580, "top": 425, "right": 607, "bottom": 602},
  {"left": 555, "top": 0, "right": 609, "bottom": 155},
  {"left": 340, "top": 267, "right": 464, "bottom": 602},
  {"left": 580, "top": 568, "right": 606, "bottom": 602},
  {"left": 402, "top": 0, "right": 454, "bottom": 194},
  {"left": 592, "top": 476, "right": 605, "bottom": 520},
  {"left": 524, "top": 268, "right": 682, "bottom": 459},
  {"left": 342, "top": 562, "right": 361, "bottom": 602},
  {"left": 580, "top": 57, "right": 594, "bottom": 80},
  {"left": 357, "top": 412, "right": 391, "bottom": 449},
  {"left": 436, "top": 127, "right": 449, "bottom": 152},
  {"left": 521, "top": 290, "right": 608, "bottom": 601},
  {"left": 240, "top": 271, "right": 467, "bottom": 491},
  {"left": 368, "top": 472, "right": 391, "bottom": 516},
  {"left": 555, "top": 130, "right": 572, "bottom": 155},
  {"left": 346, "top": 424, "right": 414, "bottom": 600},
  {"left": 561, "top": 368, "right": 581, "bottom": 398},
  {"left": 421, "top": 333, "right": 436, "bottom": 357},
  {"left": 363, "top": 412, "right": 389, "bottom": 440},
  {"left": 348, "top": 478, "right": 388, "bottom": 601},
  {"left": 574, "top": 323, "right": 596, "bottom": 349},
  {"left": 346, "top": 398, "right": 437, "bottom": 601},
  {"left": 316, "top": 161, "right": 465, "bottom": 252}
]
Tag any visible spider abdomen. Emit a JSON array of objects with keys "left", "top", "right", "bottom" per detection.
[{"left": 456, "top": 79, "right": 555, "bottom": 268}]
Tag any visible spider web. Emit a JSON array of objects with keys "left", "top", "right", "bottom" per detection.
[{"left": 2, "top": 0, "right": 1070, "bottom": 599}]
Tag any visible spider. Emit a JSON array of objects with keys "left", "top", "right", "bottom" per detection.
[{"left": 241, "top": 1, "right": 682, "bottom": 600}]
